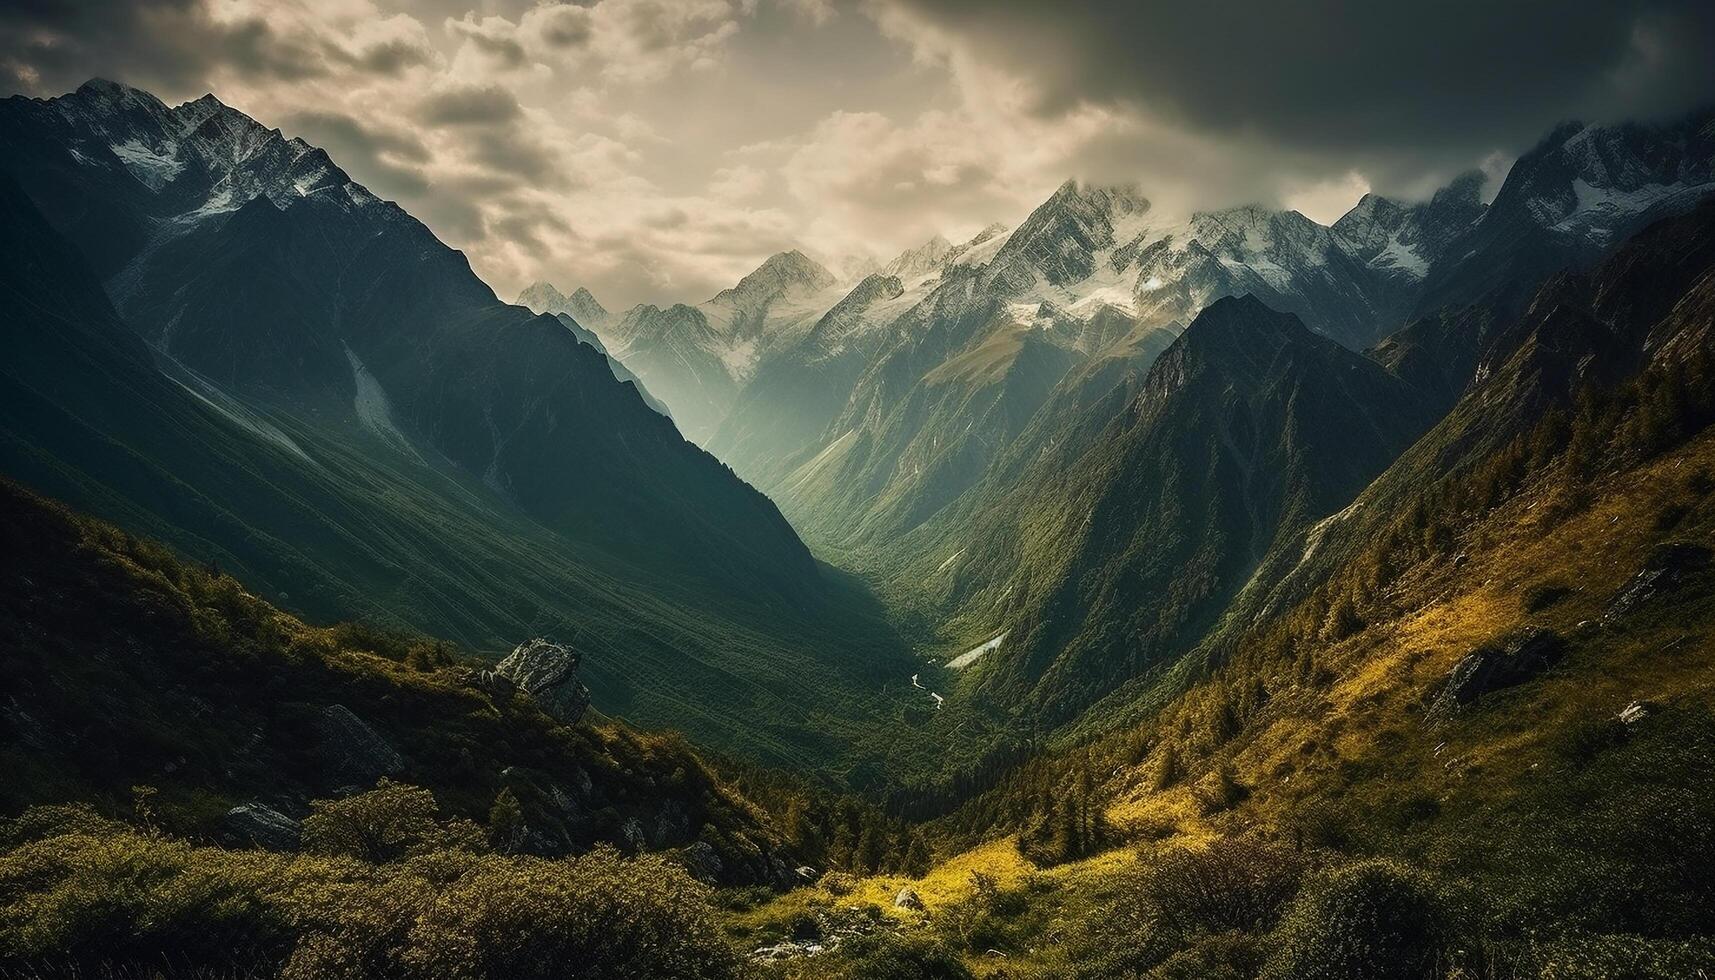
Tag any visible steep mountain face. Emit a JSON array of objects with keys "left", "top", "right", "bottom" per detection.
[
  {"left": 744, "top": 179, "right": 1452, "bottom": 556},
  {"left": 1415, "top": 109, "right": 1715, "bottom": 321},
  {"left": 519, "top": 281, "right": 611, "bottom": 330},
  {"left": 0, "top": 81, "right": 909, "bottom": 767},
  {"left": 509, "top": 286, "right": 668, "bottom": 416},
  {"left": 1371, "top": 111, "right": 1715, "bottom": 412},
  {"left": 1231, "top": 195, "right": 1715, "bottom": 656},
  {"left": 588, "top": 250, "right": 851, "bottom": 443},
  {"left": 1332, "top": 170, "right": 1487, "bottom": 291},
  {"left": 0, "top": 79, "right": 811, "bottom": 596},
  {"left": 705, "top": 229, "right": 1005, "bottom": 484},
  {"left": 904, "top": 296, "right": 1438, "bottom": 726}
]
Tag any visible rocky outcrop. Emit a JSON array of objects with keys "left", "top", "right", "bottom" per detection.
[
  {"left": 311, "top": 704, "right": 404, "bottom": 789},
  {"left": 1433, "top": 627, "right": 1568, "bottom": 715},
  {"left": 678, "top": 841, "right": 725, "bottom": 884},
  {"left": 1605, "top": 543, "right": 1712, "bottom": 621},
  {"left": 222, "top": 802, "right": 301, "bottom": 850},
  {"left": 494, "top": 638, "right": 590, "bottom": 725},
  {"left": 894, "top": 886, "right": 925, "bottom": 911}
]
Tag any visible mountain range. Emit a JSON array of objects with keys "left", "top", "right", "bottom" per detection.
[
  {"left": 0, "top": 79, "right": 913, "bottom": 769},
  {"left": 5, "top": 73, "right": 1715, "bottom": 979},
  {"left": 531, "top": 106, "right": 1714, "bottom": 739}
]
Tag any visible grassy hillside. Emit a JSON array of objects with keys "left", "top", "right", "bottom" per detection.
[
  {"left": 720, "top": 207, "right": 1715, "bottom": 979},
  {"left": 0, "top": 478, "right": 801, "bottom": 887},
  {"left": 727, "top": 354, "right": 1715, "bottom": 980},
  {"left": 0, "top": 167, "right": 915, "bottom": 776}
]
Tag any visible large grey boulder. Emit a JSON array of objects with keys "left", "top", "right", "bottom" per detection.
[
  {"left": 495, "top": 638, "right": 590, "bottom": 725},
  {"left": 312, "top": 704, "right": 405, "bottom": 788},
  {"left": 223, "top": 802, "right": 301, "bottom": 850},
  {"left": 894, "top": 886, "right": 925, "bottom": 911},
  {"left": 1432, "top": 627, "right": 1567, "bottom": 715}
]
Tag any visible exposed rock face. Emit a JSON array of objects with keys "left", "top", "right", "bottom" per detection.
[
  {"left": 222, "top": 803, "right": 301, "bottom": 851},
  {"left": 679, "top": 840, "right": 725, "bottom": 884},
  {"left": 1434, "top": 627, "right": 1568, "bottom": 714},
  {"left": 494, "top": 638, "right": 590, "bottom": 725},
  {"left": 894, "top": 885, "right": 925, "bottom": 910},
  {"left": 311, "top": 704, "right": 405, "bottom": 789},
  {"left": 1605, "top": 542, "right": 1712, "bottom": 621}
]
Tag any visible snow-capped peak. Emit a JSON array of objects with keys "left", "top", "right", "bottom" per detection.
[{"left": 881, "top": 234, "right": 954, "bottom": 282}]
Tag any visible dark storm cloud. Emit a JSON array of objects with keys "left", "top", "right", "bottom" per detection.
[
  {"left": 0, "top": 0, "right": 325, "bottom": 97},
  {"left": 282, "top": 109, "right": 432, "bottom": 194},
  {"left": 418, "top": 84, "right": 523, "bottom": 126},
  {"left": 894, "top": 0, "right": 1715, "bottom": 171}
]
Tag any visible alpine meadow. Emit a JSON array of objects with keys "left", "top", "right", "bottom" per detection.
[{"left": 3, "top": 2, "right": 1715, "bottom": 978}]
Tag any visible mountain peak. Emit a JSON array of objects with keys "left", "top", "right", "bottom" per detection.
[
  {"left": 713, "top": 249, "right": 836, "bottom": 310},
  {"left": 881, "top": 234, "right": 955, "bottom": 279},
  {"left": 517, "top": 282, "right": 609, "bottom": 326},
  {"left": 754, "top": 248, "right": 835, "bottom": 286},
  {"left": 75, "top": 77, "right": 154, "bottom": 102},
  {"left": 517, "top": 281, "right": 569, "bottom": 312},
  {"left": 1166, "top": 295, "right": 1324, "bottom": 369},
  {"left": 1434, "top": 169, "right": 1487, "bottom": 208},
  {"left": 1050, "top": 179, "right": 1151, "bottom": 218}
]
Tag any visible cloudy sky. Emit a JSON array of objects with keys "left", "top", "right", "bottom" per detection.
[{"left": 3, "top": 0, "right": 1712, "bottom": 308}]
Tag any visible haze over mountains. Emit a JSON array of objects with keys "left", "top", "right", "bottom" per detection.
[
  {"left": 4, "top": 54, "right": 1715, "bottom": 978},
  {"left": 509, "top": 105, "right": 1715, "bottom": 737},
  {"left": 0, "top": 78, "right": 914, "bottom": 768}
]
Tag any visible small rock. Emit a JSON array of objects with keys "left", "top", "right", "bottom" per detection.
[
  {"left": 621, "top": 816, "right": 647, "bottom": 849},
  {"left": 1432, "top": 627, "right": 1567, "bottom": 715},
  {"left": 1605, "top": 542, "right": 1712, "bottom": 621},
  {"left": 679, "top": 840, "right": 725, "bottom": 883},
  {"left": 1618, "top": 700, "right": 1653, "bottom": 725},
  {"left": 894, "top": 886, "right": 925, "bottom": 911},
  {"left": 223, "top": 803, "right": 301, "bottom": 851},
  {"left": 494, "top": 638, "right": 590, "bottom": 725},
  {"left": 311, "top": 704, "right": 404, "bottom": 786}
]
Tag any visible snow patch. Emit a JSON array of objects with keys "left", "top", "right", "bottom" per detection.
[
  {"left": 344, "top": 343, "right": 421, "bottom": 460},
  {"left": 166, "top": 371, "right": 313, "bottom": 465},
  {"left": 946, "top": 630, "right": 1007, "bottom": 670},
  {"left": 110, "top": 139, "right": 184, "bottom": 191}
]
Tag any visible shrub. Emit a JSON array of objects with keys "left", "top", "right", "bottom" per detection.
[
  {"left": 826, "top": 930, "right": 973, "bottom": 980},
  {"left": 937, "top": 871, "right": 1030, "bottom": 953},
  {"left": 1147, "top": 933, "right": 1265, "bottom": 980},
  {"left": 0, "top": 828, "right": 294, "bottom": 972},
  {"left": 1516, "top": 933, "right": 1715, "bottom": 980},
  {"left": 1260, "top": 860, "right": 1449, "bottom": 980},
  {"left": 818, "top": 870, "right": 858, "bottom": 895},
  {"left": 302, "top": 781, "right": 485, "bottom": 863},
  {"left": 1142, "top": 836, "right": 1305, "bottom": 934},
  {"left": 1192, "top": 765, "right": 1249, "bottom": 815},
  {"left": 400, "top": 847, "right": 739, "bottom": 980}
]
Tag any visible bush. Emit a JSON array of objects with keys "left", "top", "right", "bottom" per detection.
[
  {"left": 1260, "top": 860, "right": 1449, "bottom": 980},
  {"left": 0, "top": 828, "right": 295, "bottom": 972},
  {"left": 826, "top": 930, "right": 973, "bottom": 980},
  {"left": 1192, "top": 765, "right": 1249, "bottom": 815},
  {"left": 0, "top": 822, "right": 743, "bottom": 980},
  {"left": 400, "top": 848, "right": 738, "bottom": 980},
  {"left": 302, "top": 780, "right": 485, "bottom": 863},
  {"left": 818, "top": 870, "right": 858, "bottom": 895},
  {"left": 937, "top": 871, "right": 1031, "bottom": 953},
  {"left": 1514, "top": 933, "right": 1715, "bottom": 980},
  {"left": 1147, "top": 933, "right": 1265, "bottom": 980},
  {"left": 1142, "top": 836, "right": 1305, "bottom": 934}
]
